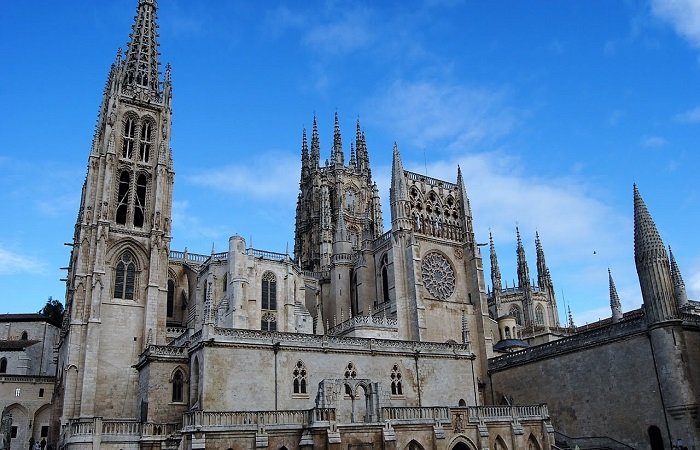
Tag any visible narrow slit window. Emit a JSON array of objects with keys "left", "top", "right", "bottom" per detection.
[{"left": 167, "top": 280, "right": 175, "bottom": 318}]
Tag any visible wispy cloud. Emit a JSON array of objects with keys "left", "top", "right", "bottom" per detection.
[
  {"left": 640, "top": 135, "right": 668, "bottom": 147},
  {"left": 367, "top": 79, "right": 515, "bottom": 151},
  {"left": 171, "top": 200, "right": 229, "bottom": 244},
  {"left": 187, "top": 151, "right": 299, "bottom": 204},
  {"left": 0, "top": 247, "right": 45, "bottom": 275},
  {"left": 675, "top": 106, "right": 700, "bottom": 123},
  {"left": 303, "top": 7, "right": 375, "bottom": 55},
  {"left": 651, "top": 0, "right": 700, "bottom": 49}
]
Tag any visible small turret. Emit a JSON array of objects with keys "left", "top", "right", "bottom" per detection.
[
  {"left": 669, "top": 247, "right": 689, "bottom": 309},
  {"left": 633, "top": 185, "right": 678, "bottom": 323},
  {"left": 609, "top": 268, "right": 623, "bottom": 323}
]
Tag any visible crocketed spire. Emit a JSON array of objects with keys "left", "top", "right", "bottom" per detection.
[
  {"left": 123, "top": 0, "right": 161, "bottom": 94},
  {"left": 535, "top": 231, "right": 550, "bottom": 288},
  {"left": 490, "top": 232, "right": 502, "bottom": 291},
  {"left": 300, "top": 127, "right": 309, "bottom": 172},
  {"left": 333, "top": 112, "right": 344, "bottom": 165},
  {"left": 390, "top": 143, "right": 410, "bottom": 230},
  {"left": 669, "top": 246, "right": 689, "bottom": 308},
  {"left": 516, "top": 227, "right": 530, "bottom": 289},
  {"left": 609, "top": 268, "right": 623, "bottom": 323},
  {"left": 633, "top": 185, "right": 678, "bottom": 323},
  {"left": 310, "top": 115, "right": 320, "bottom": 167}
]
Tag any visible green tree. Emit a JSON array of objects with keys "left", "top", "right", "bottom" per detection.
[{"left": 38, "top": 296, "right": 64, "bottom": 325}]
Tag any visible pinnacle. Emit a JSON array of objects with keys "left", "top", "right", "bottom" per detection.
[
  {"left": 123, "top": 0, "right": 161, "bottom": 93},
  {"left": 633, "top": 185, "right": 666, "bottom": 263}
]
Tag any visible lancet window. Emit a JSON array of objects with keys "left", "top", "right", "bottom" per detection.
[
  {"left": 535, "top": 304, "right": 545, "bottom": 326},
  {"left": 167, "top": 280, "right": 175, "bottom": 318},
  {"left": 122, "top": 117, "right": 136, "bottom": 159},
  {"left": 293, "top": 360, "right": 307, "bottom": 394},
  {"left": 509, "top": 305, "right": 522, "bottom": 325},
  {"left": 172, "top": 369, "right": 184, "bottom": 403},
  {"left": 114, "top": 251, "right": 137, "bottom": 300},
  {"left": 116, "top": 171, "right": 131, "bottom": 225},
  {"left": 133, "top": 174, "right": 147, "bottom": 227},
  {"left": 390, "top": 364, "right": 403, "bottom": 395},
  {"left": 139, "top": 120, "right": 153, "bottom": 162},
  {"left": 261, "top": 312, "right": 277, "bottom": 331},
  {"left": 262, "top": 272, "right": 277, "bottom": 310}
]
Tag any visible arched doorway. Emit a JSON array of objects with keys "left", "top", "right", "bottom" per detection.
[
  {"left": 452, "top": 444, "right": 470, "bottom": 450},
  {"left": 648, "top": 426, "right": 664, "bottom": 450},
  {"left": 406, "top": 440, "right": 425, "bottom": 450}
]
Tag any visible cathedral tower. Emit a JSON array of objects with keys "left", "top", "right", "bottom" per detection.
[
  {"left": 294, "top": 114, "right": 383, "bottom": 273},
  {"left": 55, "top": 0, "right": 173, "bottom": 424}
]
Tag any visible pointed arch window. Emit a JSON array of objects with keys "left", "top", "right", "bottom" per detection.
[
  {"left": 114, "top": 251, "right": 137, "bottom": 300},
  {"left": 139, "top": 121, "right": 153, "bottom": 162},
  {"left": 116, "top": 171, "right": 131, "bottom": 225},
  {"left": 293, "top": 360, "right": 307, "bottom": 395},
  {"left": 167, "top": 279, "right": 175, "bottom": 318},
  {"left": 535, "top": 304, "right": 545, "bottom": 326},
  {"left": 222, "top": 273, "right": 228, "bottom": 293},
  {"left": 380, "top": 253, "right": 389, "bottom": 305},
  {"left": 172, "top": 369, "right": 184, "bottom": 403},
  {"left": 262, "top": 272, "right": 277, "bottom": 310},
  {"left": 133, "top": 174, "right": 147, "bottom": 227},
  {"left": 0, "top": 358, "right": 6, "bottom": 373},
  {"left": 21, "top": 331, "right": 28, "bottom": 340},
  {"left": 261, "top": 312, "right": 277, "bottom": 331},
  {"left": 122, "top": 118, "right": 136, "bottom": 159},
  {"left": 390, "top": 364, "right": 403, "bottom": 396},
  {"left": 509, "top": 305, "right": 522, "bottom": 326}
]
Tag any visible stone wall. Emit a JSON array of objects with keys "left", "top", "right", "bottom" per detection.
[{"left": 488, "top": 322, "right": 665, "bottom": 448}]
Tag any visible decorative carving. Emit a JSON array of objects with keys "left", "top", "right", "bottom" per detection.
[
  {"left": 454, "top": 248, "right": 463, "bottom": 260},
  {"left": 421, "top": 252, "right": 456, "bottom": 299}
]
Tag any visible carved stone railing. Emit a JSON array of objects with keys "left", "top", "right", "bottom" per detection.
[
  {"left": 381, "top": 407, "right": 450, "bottom": 421},
  {"left": 404, "top": 170, "right": 457, "bottom": 190},
  {"left": 327, "top": 314, "right": 398, "bottom": 336},
  {"left": 246, "top": 248, "right": 291, "bottom": 262},
  {"left": 373, "top": 231, "right": 392, "bottom": 249},
  {"left": 0, "top": 375, "right": 55, "bottom": 383},
  {"left": 169, "top": 250, "right": 209, "bottom": 264},
  {"left": 466, "top": 405, "right": 548, "bottom": 422},
  {"left": 303, "top": 270, "right": 330, "bottom": 279},
  {"left": 69, "top": 419, "right": 95, "bottom": 435},
  {"left": 141, "top": 345, "right": 188, "bottom": 359},
  {"left": 489, "top": 316, "right": 647, "bottom": 372},
  {"left": 182, "top": 408, "right": 332, "bottom": 429},
  {"left": 102, "top": 420, "right": 141, "bottom": 435},
  {"left": 210, "top": 251, "right": 228, "bottom": 260},
  {"left": 64, "top": 418, "right": 180, "bottom": 440}
]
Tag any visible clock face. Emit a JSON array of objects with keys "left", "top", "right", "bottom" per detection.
[{"left": 421, "top": 252, "right": 456, "bottom": 300}]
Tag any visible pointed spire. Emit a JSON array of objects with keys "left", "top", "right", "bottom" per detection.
[
  {"left": 516, "top": 227, "right": 530, "bottom": 289},
  {"left": 567, "top": 305, "right": 575, "bottom": 328},
  {"left": 456, "top": 166, "right": 474, "bottom": 244},
  {"left": 535, "top": 231, "right": 553, "bottom": 290},
  {"left": 349, "top": 142, "right": 357, "bottom": 168},
  {"left": 333, "top": 112, "right": 344, "bottom": 165},
  {"left": 609, "top": 268, "right": 623, "bottom": 323},
  {"left": 489, "top": 232, "right": 502, "bottom": 291},
  {"left": 311, "top": 114, "right": 320, "bottom": 167},
  {"left": 300, "top": 127, "right": 309, "bottom": 175},
  {"left": 669, "top": 246, "right": 689, "bottom": 308},
  {"left": 123, "top": 0, "right": 161, "bottom": 94},
  {"left": 390, "top": 143, "right": 410, "bottom": 230},
  {"left": 633, "top": 185, "right": 678, "bottom": 323}
]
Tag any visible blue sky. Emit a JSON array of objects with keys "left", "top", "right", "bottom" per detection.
[{"left": 1, "top": 0, "right": 699, "bottom": 325}]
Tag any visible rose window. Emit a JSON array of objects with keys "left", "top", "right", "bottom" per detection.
[{"left": 421, "top": 252, "right": 456, "bottom": 299}]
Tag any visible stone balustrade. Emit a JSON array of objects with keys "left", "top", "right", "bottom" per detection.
[
  {"left": 182, "top": 408, "right": 334, "bottom": 430},
  {"left": 327, "top": 314, "right": 398, "bottom": 336},
  {"left": 382, "top": 406, "right": 450, "bottom": 421},
  {"left": 62, "top": 418, "right": 179, "bottom": 446},
  {"left": 465, "top": 404, "right": 548, "bottom": 422}
]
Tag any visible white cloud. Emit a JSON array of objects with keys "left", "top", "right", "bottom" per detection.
[
  {"left": 187, "top": 151, "right": 300, "bottom": 204},
  {"left": 303, "top": 7, "right": 375, "bottom": 55},
  {"left": 367, "top": 79, "right": 515, "bottom": 150},
  {"left": 640, "top": 135, "right": 668, "bottom": 147},
  {"left": 0, "top": 247, "right": 45, "bottom": 275},
  {"left": 675, "top": 106, "right": 700, "bottom": 123},
  {"left": 651, "top": 0, "right": 700, "bottom": 48}
]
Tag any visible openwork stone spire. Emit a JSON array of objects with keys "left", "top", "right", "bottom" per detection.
[
  {"left": 390, "top": 143, "right": 410, "bottom": 230},
  {"left": 516, "top": 227, "right": 530, "bottom": 289},
  {"left": 123, "top": 0, "right": 161, "bottom": 95},
  {"left": 333, "top": 112, "right": 344, "bottom": 165},
  {"left": 535, "top": 232, "right": 551, "bottom": 289},
  {"left": 669, "top": 246, "right": 689, "bottom": 308},
  {"left": 633, "top": 185, "right": 678, "bottom": 323},
  {"left": 490, "top": 232, "right": 502, "bottom": 291},
  {"left": 310, "top": 115, "right": 320, "bottom": 167},
  {"left": 609, "top": 268, "right": 623, "bottom": 323}
]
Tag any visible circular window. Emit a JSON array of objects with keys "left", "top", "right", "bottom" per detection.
[{"left": 421, "top": 252, "right": 456, "bottom": 299}]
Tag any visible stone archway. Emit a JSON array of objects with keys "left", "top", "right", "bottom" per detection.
[
  {"left": 448, "top": 435, "right": 478, "bottom": 450},
  {"left": 316, "top": 379, "right": 379, "bottom": 423}
]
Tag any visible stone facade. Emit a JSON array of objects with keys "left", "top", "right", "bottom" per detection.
[
  {"left": 51, "top": 1, "right": 555, "bottom": 449},
  {"left": 0, "top": 314, "right": 59, "bottom": 450},
  {"left": 488, "top": 188, "right": 700, "bottom": 449}
]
